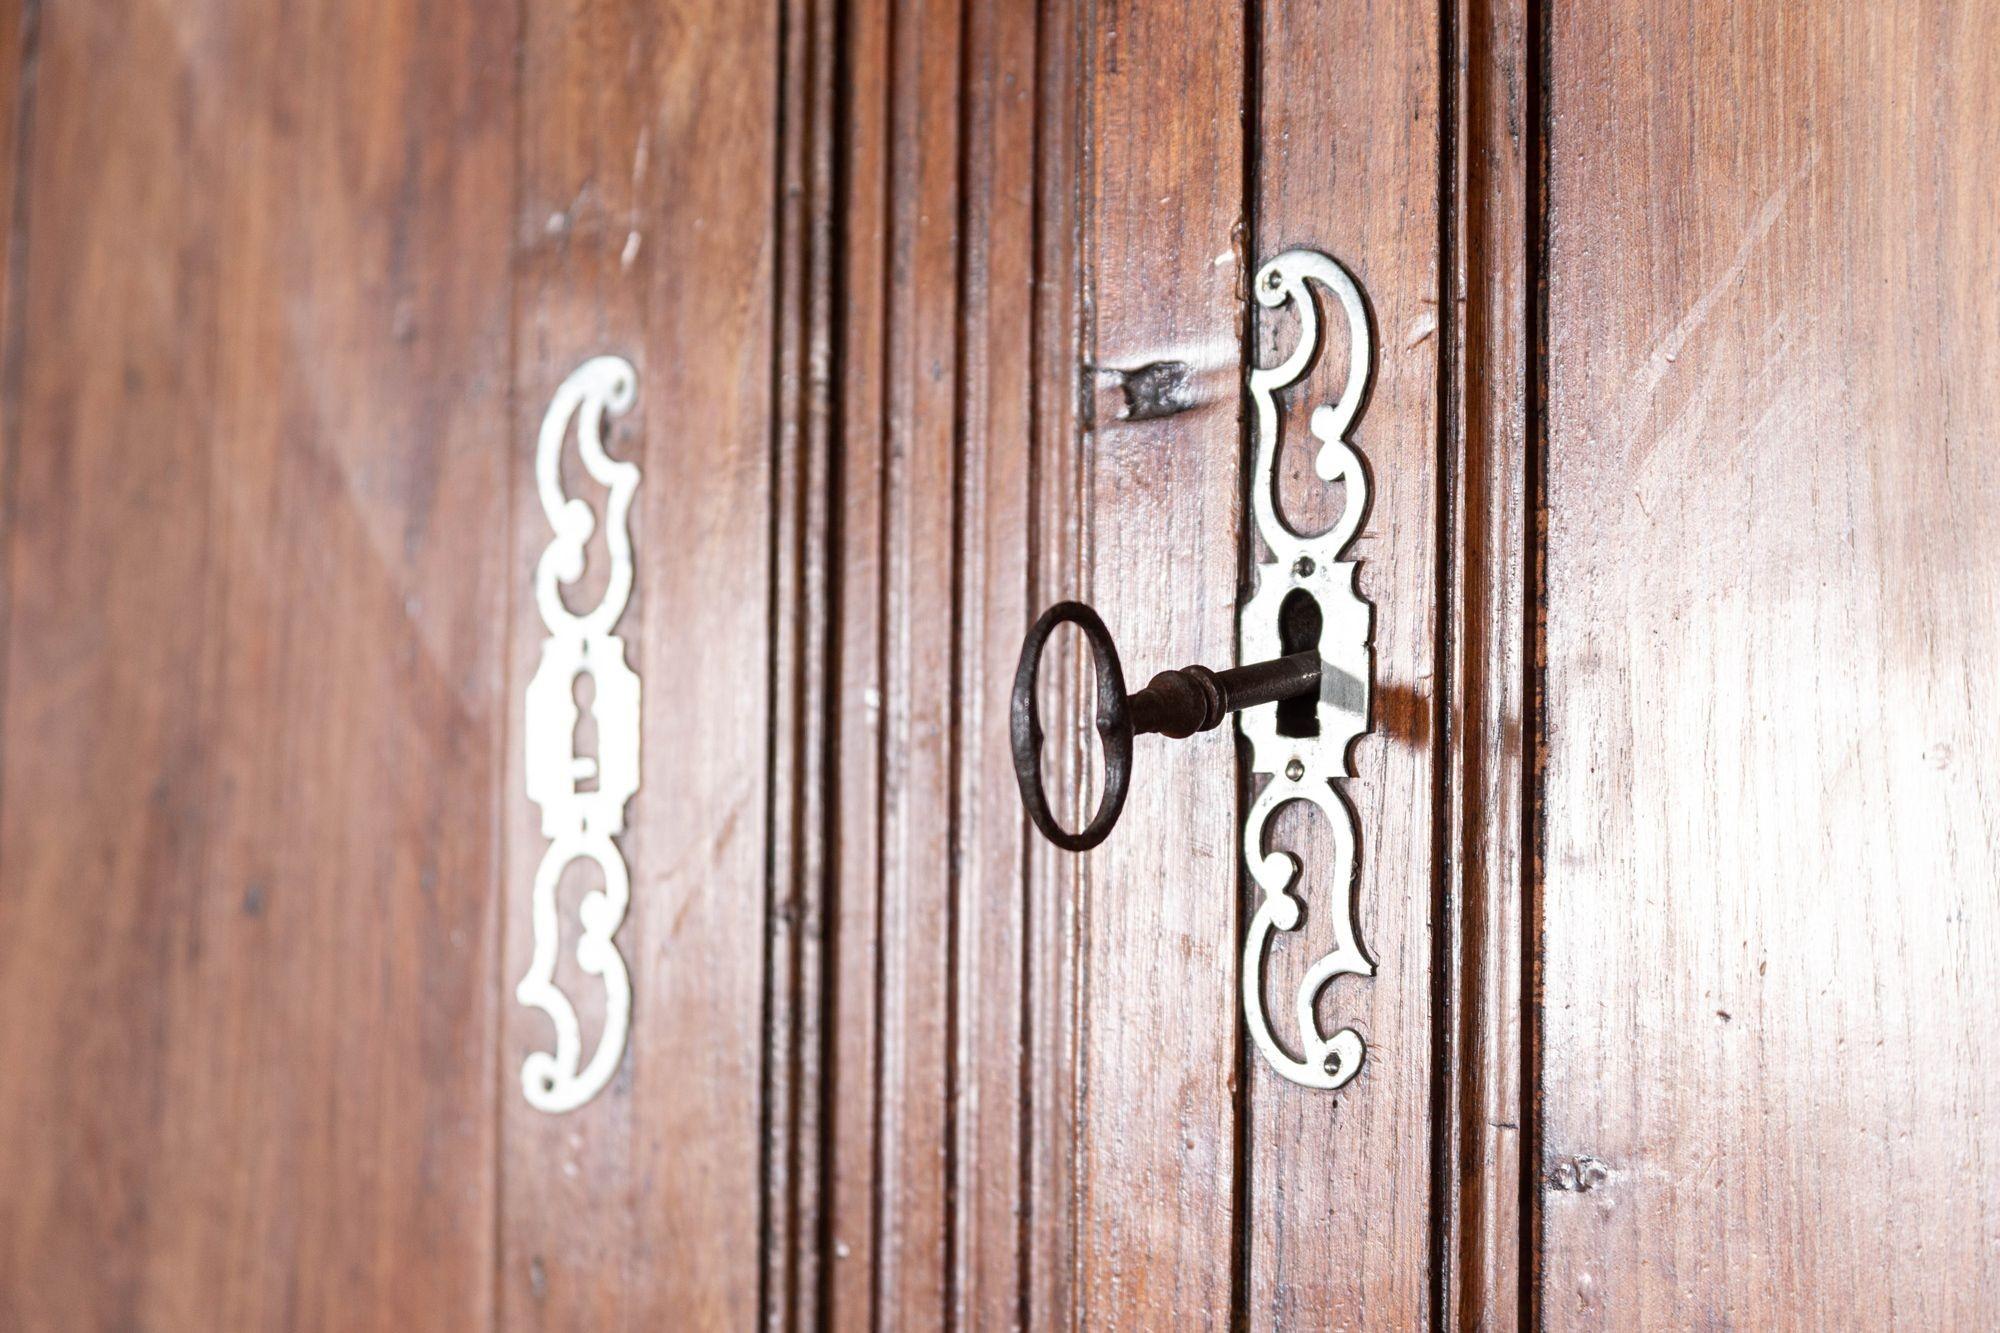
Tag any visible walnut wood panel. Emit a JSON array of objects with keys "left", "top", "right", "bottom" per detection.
[
  {"left": 1539, "top": 0, "right": 2000, "bottom": 1324},
  {"left": 1244, "top": 0, "right": 1443, "bottom": 1324},
  {"left": 1073, "top": 2, "right": 1245, "bottom": 1325},
  {"left": 0, "top": 0, "right": 21, "bottom": 477},
  {"left": 871, "top": 0, "right": 962, "bottom": 1317},
  {"left": 0, "top": 0, "right": 514, "bottom": 1324},
  {"left": 498, "top": 0, "right": 777, "bottom": 1326}
]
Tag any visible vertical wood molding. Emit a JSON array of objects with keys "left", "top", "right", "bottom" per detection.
[
  {"left": 816, "top": 1, "right": 1071, "bottom": 1325},
  {"left": 1023, "top": 0, "right": 1088, "bottom": 1324},
  {"left": 765, "top": 0, "right": 840, "bottom": 1325},
  {"left": 1524, "top": 0, "right": 1552, "bottom": 1318},
  {"left": 825, "top": 0, "right": 894, "bottom": 1316},
  {"left": 951, "top": 0, "right": 1042, "bottom": 1324},
  {"left": 824, "top": 0, "right": 964, "bottom": 1321},
  {"left": 1442, "top": 0, "right": 1533, "bottom": 1326}
]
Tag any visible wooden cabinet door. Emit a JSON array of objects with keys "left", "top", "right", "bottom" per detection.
[
  {"left": 0, "top": 0, "right": 786, "bottom": 1325},
  {"left": 2, "top": 0, "right": 1994, "bottom": 1328},
  {"left": 1534, "top": 1, "right": 2000, "bottom": 1325},
  {"left": 0, "top": 0, "right": 1463, "bottom": 1323},
  {"left": 797, "top": 1, "right": 1452, "bottom": 1326}
]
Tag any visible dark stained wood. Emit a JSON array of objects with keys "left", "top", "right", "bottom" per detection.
[
  {"left": 1244, "top": 0, "right": 1444, "bottom": 1325},
  {"left": 0, "top": 3, "right": 1499, "bottom": 1328},
  {"left": 827, "top": 0, "right": 966, "bottom": 1323},
  {"left": 1538, "top": 0, "right": 2000, "bottom": 1324},
  {"left": 764, "top": 0, "right": 840, "bottom": 1325},
  {"left": 1444, "top": 0, "right": 1530, "bottom": 1325},
  {"left": 824, "top": 0, "right": 893, "bottom": 1316},
  {"left": 868, "top": 0, "right": 963, "bottom": 1318},
  {"left": 497, "top": 0, "right": 778, "bottom": 1326},
  {"left": 0, "top": 0, "right": 26, "bottom": 695},
  {"left": 1073, "top": 1, "right": 1245, "bottom": 1325},
  {"left": 1023, "top": 0, "right": 1087, "bottom": 1324},
  {"left": 818, "top": 1, "right": 1096, "bottom": 1323},
  {"left": 951, "top": 0, "right": 1040, "bottom": 1324},
  {"left": 33, "top": 2, "right": 1999, "bottom": 1328},
  {"left": 0, "top": 0, "right": 514, "bottom": 1324}
]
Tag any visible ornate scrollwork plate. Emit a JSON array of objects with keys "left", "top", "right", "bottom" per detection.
[
  {"left": 519, "top": 355, "right": 640, "bottom": 1113},
  {"left": 1238, "top": 250, "right": 1375, "bottom": 1090}
]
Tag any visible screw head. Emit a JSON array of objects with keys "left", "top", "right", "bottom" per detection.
[
  {"left": 1293, "top": 556, "right": 1315, "bottom": 579},
  {"left": 1285, "top": 758, "right": 1305, "bottom": 782}
]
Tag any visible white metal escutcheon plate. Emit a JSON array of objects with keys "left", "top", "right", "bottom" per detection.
[
  {"left": 1238, "top": 250, "right": 1376, "bottom": 1091},
  {"left": 520, "top": 355, "right": 640, "bottom": 1113}
]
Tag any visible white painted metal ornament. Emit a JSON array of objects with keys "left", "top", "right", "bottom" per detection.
[
  {"left": 1238, "top": 249, "right": 1376, "bottom": 1090},
  {"left": 520, "top": 355, "right": 641, "bottom": 1113}
]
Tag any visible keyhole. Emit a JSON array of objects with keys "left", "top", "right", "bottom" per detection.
[
  {"left": 571, "top": 671, "right": 600, "bottom": 792},
  {"left": 1276, "top": 589, "right": 1322, "bottom": 740}
]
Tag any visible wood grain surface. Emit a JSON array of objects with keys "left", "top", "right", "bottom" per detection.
[
  {"left": 1445, "top": 0, "right": 1530, "bottom": 1326},
  {"left": 822, "top": 0, "right": 957, "bottom": 1322},
  {"left": 764, "top": 0, "right": 840, "bottom": 1324},
  {"left": 1245, "top": 0, "right": 1442, "bottom": 1323},
  {"left": 497, "top": 0, "right": 779, "bottom": 1325},
  {"left": 0, "top": 0, "right": 1466, "bottom": 1325},
  {"left": 1074, "top": 0, "right": 1247, "bottom": 1326},
  {"left": 0, "top": 0, "right": 515, "bottom": 1324},
  {"left": 817, "top": 1, "right": 1069, "bottom": 1325},
  {"left": 951, "top": 0, "right": 1041, "bottom": 1323},
  {"left": 1023, "top": 2, "right": 1087, "bottom": 1324},
  {"left": 1537, "top": 0, "right": 2000, "bottom": 1324},
  {"left": 9, "top": 0, "right": 1991, "bottom": 1326}
]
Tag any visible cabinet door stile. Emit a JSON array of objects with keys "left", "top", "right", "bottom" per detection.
[
  {"left": 1073, "top": 1, "right": 1247, "bottom": 1326},
  {"left": 1242, "top": 1, "right": 1446, "bottom": 1326},
  {"left": 499, "top": 0, "right": 780, "bottom": 1324}
]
